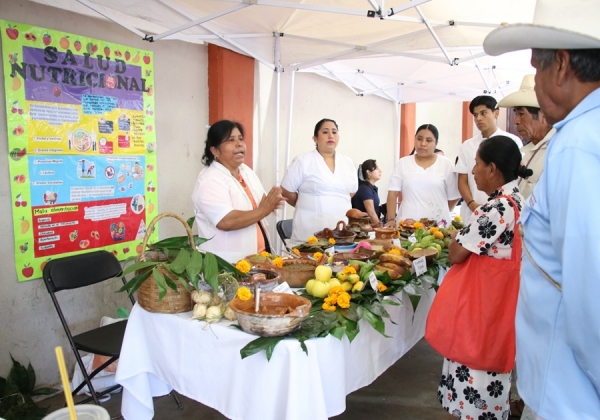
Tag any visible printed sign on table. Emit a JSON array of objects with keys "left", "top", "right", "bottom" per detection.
[{"left": 1, "top": 20, "right": 158, "bottom": 281}]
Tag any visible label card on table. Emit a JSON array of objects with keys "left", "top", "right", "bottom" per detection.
[
  {"left": 411, "top": 256, "right": 427, "bottom": 276},
  {"left": 392, "top": 238, "right": 401, "bottom": 247},
  {"left": 324, "top": 246, "right": 335, "bottom": 256},
  {"left": 368, "top": 271, "right": 378, "bottom": 291},
  {"left": 273, "top": 282, "right": 294, "bottom": 294},
  {"left": 368, "top": 231, "right": 376, "bottom": 239}
]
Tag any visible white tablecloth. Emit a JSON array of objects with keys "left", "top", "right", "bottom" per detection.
[{"left": 116, "top": 287, "right": 435, "bottom": 420}]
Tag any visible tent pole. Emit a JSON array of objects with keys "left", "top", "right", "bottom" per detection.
[{"left": 282, "top": 70, "right": 296, "bottom": 225}]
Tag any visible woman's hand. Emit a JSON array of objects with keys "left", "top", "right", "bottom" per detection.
[
  {"left": 281, "top": 187, "right": 298, "bottom": 207},
  {"left": 258, "top": 186, "right": 287, "bottom": 216},
  {"left": 384, "top": 220, "right": 396, "bottom": 228}
]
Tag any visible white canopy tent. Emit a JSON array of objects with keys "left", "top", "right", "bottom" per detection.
[{"left": 27, "top": 0, "right": 536, "bottom": 231}]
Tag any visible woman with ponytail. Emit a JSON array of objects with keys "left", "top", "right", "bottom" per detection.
[{"left": 351, "top": 159, "right": 383, "bottom": 227}]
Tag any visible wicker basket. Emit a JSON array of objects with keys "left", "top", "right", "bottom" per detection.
[{"left": 136, "top": 212, "right": 193, "bottom": 314}]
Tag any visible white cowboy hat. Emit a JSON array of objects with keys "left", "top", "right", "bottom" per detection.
[
  {"left": 497, "top": 75, "right": 539, "bottom": 108},
  {"left": 484, "top": 0, "right": 600, "bottom": 56}
]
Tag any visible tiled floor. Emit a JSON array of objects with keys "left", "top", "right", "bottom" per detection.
[{"left": 43, "top": 338, "right": 451, "bottom": 419}]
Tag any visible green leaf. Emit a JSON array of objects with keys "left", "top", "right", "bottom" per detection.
[
  {"left": 160, "top": 266, "right": 179, "bottom": 292},
  {"left": 172, "top": 272, "right": 191, "bottom": 292},
  {"left": 338, "top": 302, "right": 359, "bottom": 321},
  {"left": 408, "top": 293, "right": 422, "bottom": 314},
  {"left": 116, "top": 307, "right": 130, "bottom": 318},
  {"left": 363, "top": 300, "right": 391, "bottom": 319},
  {"left": 202, "top": 253, "right": 219, "bottom": 291},
  {"left": 118, "top": 270, "right": 152, "bottom": 295},
  {"left": 329, "top": 326, "right": 346, "bottom": 340},
  {"left": 122, "top": 260, "right": 159, "bottom": 276},
  {"left": 339, "top": 316, "right": 360, "bottom": 342},
  {"left": 240, "top": 336, "right": 285, "bottom": 360},
  {"left": 186, "top": 216, "right": 195, "bottom": 229},
  {"left": 8, "top": 356, "right": 33, "bottom": 395},
  {"left": 186, "top": 250, "right": 203, "bottom": 289},
  {"left": 152, "top": 268, "right": 168, "bottom": 300},
  {"left": 358, "top": 307, "right": 389, "bottom": 337},
  {"left": 169, "top": 249, "right": 190, "bottom": 274},
  {"left": 31, "top": 387, "right": 59, "bottom": 396},
  {"left": 358, "top": 262, "right": 376, "bottom": 281}
]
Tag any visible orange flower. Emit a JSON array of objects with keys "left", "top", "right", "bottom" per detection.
[
  {"left": 343, "top": 266, "right": 356, "bottom": 274},
  {"left": 237, "top": 287, "right": 252, "bottom": 301},
  {"left": 260, "top": 251, "right": 270, "bottom": 257},
  {"left": 322, "top": 302, "right": 337, "bottom": 312},
  {"left": 328, "top": 286, "right": 344, "bottom": 296},
  {"left": 313, "top": 252, "right": 323, "bottom": 260},
  {"left": 377, "top": 282, "right": 388, "bottom": 292},
  {"left": 292, "top": 248, "right": 301, "bottom": 255},
  {"left": 413, "top": 222, "right": 423, "bottom": 229},
  {"left": 324, "top": 295, "right": 337, "bottom": 305},
  {"left": 272, "top": 257, "right": 284, "bottom": 268},
  {"left": 337, "top": 292, "right": 351, "bottom": 308},
  {"left": 328, "top": 237, "right": 336, "bottom": 245},
  {"left": 235, "top": 260, "right": 251, "bottom": 274},
  {"left": 388, "top": 249, "right": 400, "bottom": 255},
  {"left": 307, "top": 236, "right": 318, "bottom": 243}
]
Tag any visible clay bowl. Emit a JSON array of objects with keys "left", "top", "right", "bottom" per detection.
[
  {"left": 274, "top": 258, "right": 320, "bottom": 288},
  {"left": 373, "top": 227, "right": 399, "bottom": 240},
  {"left": 229, "top": 293, "right": 312, "bottom": 337},
  {"left": 237, "top": 269, "right": 280, "bottom": 292}
]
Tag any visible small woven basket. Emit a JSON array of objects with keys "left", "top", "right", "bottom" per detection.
[{"left": 136, "top": 212, "right": 193, "bottom": 314}]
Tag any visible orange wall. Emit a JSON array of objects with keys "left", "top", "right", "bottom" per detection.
[
  {"left": 208, "top": 44, "right": 255, "bottom": 167},
  {"left": 400, "top": 103, "right": 416, "bottom": 157}
]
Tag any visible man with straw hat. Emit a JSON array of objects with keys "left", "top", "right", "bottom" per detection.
[
  {"left": 484, "top": 0, "right": 600, "bottom": 419},
  {"left": 497, "top": 74, "right": 554, "bottom": 199}
]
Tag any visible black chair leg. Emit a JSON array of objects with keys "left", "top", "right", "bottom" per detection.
[{"left": 171, "top": 390, "right": 183, "bottom": 410}]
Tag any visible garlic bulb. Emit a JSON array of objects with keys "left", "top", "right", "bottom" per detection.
[
  {"left": 223, "top": 306, "right": 237, "bottom": 321},
  {"left": 192, "top": 303, "right": 207, "bottom": 319},
  {"left": 191, "top": 289, "right": 213, "bottom": 304},
  {"left": 205, "top": 304, "right": 224, "bottom": 323}
]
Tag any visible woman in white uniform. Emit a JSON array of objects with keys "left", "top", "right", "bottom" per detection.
[
  {"left": 281, "top": 119, "right": 358, "bottom": 244},
  {"left": 192, "top": 120, "right": 286, "bottom": 262},
  {"left": 385, "top": 124, "right": 460, "bottom": 227}
]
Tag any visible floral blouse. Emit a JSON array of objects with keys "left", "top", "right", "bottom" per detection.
[{"left": 455, "top": 180, "right": 524, "bottom": 260}]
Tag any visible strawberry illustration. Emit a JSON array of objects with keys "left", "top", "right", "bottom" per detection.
[
  {"left": 125, "top": 51, "right": 131, "bottom": 61},
  {"left": 143, "top": 54, "right": 151, "bottom": 65},
  {"left": 74, "top": 40, "right": 82, "bottom": 51},
  {"left": 104, "top": 46, "right": 110, "bottom": 56},
  {"left": 43, "top": 33, "right": 52, "bottom": 46}
]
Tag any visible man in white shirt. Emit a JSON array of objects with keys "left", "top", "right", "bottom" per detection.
[
  {"left": 497, "top": 74, "right": 554, "bottom": 199},
  {"left": 455, "top": 95, "right": 522, "bottom": 220}
]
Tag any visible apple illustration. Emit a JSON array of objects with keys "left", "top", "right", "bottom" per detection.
[
  {"left": 6, "top": 25, "right": 18, "bottom": 40},
  {"left": 79, "top": 239, "right": 90, "bottom": 249},
  {"left": 143, "top": 55, "right": 151, "bottom": 65},
  {"left": 123, "top": 247, "right": 130, "bottom": 254},
  {"left": 146, "top": 164, "right": 154, "bottom": 171},
  {"left": 21, "top": 264, "right": 34, "bottom": 278},
  {"left": 43, "top": 33, "right": 52, "bottom": 46},
  {"left": 74, "top": 40, "right": 82, "bottom": 51},
  {"left": 53, "top": 87, "right": 61, "bottom": 97},
  {"left": 13, "top": 126, "right": 24, "bottom": 136}
]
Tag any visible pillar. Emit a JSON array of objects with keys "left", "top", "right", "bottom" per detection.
[
  {"left": 399, "top": 103, "right": 416, "bottom": 157},
  {"left": 462, "top": 101, "right": 473, "bottom": 142}
]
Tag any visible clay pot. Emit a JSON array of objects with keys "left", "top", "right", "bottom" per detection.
[{"left": 373, "top": 227, "right": 399, "bottom": 240}]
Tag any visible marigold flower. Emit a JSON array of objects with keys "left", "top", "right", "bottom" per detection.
[
  {"left": 328, "top": 237, "right": 336, "bottom": 245},
  {"left": 260, "top": 251, "right": 270, "bottom": 257},
  {"left": 292, "top": 248, "right": 301, "bottom": 255},
  {"left": 322, "top": 302, "right": 337, "bottom": 312},
  {"left": 237, "top": 287, "right": 252, "bottom": 301},
  {"left": 388, "top": 249, "right": 401, "bottom": 255},
  {"left": 413, "top": 222, "right": 423, "bottom": 229},
  {"left": 272, "top": 257, "right": 284, "bottom": 268},
  {"left": 307, "top": 236, "right": 318, "bottom": 243},
  {"left": 337, "top": 292, "right": 351, "bottom": 308},
  {"left": 313, "top": 252, "right": 323, "bottom": 260},
  {"left": 343, "top": 266, "right": 357, "bottom": 274},
  {"left": 235, "top": 259, "right": 251, "bottom": 274},
  {"left": 329, "top": 286, "right": 344, "bottom": 296},
  {"left": 324, "top": 295, "right": 337, "bottom": 305},
  {"left": 377, "top": 282, "right": 388, "bottom": 292}
]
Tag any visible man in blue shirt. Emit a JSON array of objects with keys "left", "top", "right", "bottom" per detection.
[{"left": 484, "top": 0, "right": 600, "bottom": 418}]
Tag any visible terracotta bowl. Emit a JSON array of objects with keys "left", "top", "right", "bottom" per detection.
[
  {"left": 373, "top": 227, "right": 399, "bottom": 240},
  {"left": 274, "top": 258, "right": 320, "bottom": 288},
  {"left": 237, "top": 269, "right": 280, "bottom": 292},
  {"left": 229, "top": 293, "right": 312, "bottom": 337},
  {"left": 333, "top": 252, "right": 370, "bottom": 263}
]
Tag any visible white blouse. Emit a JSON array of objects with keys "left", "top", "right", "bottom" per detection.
[
  {"left": 388, "top": 155, "right": 460, "bottom": 226},
  {"left": 281, "top": 150, "right": 357, "bottom": 244}
]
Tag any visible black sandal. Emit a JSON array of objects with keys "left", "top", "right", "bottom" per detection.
[{"left": 509, "top": 399, "right": 525, "bottom": 419}]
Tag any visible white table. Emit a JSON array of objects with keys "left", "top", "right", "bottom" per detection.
[{"left": 116, "top": 287, "right": 435, "bottom": 420}]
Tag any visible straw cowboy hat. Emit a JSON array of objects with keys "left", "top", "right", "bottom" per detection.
[
  {"left": 484, "top": 0, "right": 600, "bottom": 56},
  {"left": 497, "top": 74, "right": 539, "bottom": 108}
]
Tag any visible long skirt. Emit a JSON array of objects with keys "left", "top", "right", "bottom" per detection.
[{"left": 438, "top": 358, "right": 511, "bottom": 420}]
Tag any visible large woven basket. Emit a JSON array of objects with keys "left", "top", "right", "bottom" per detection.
[{"left": 136, "top": 212, "right": 193, "bottom": 314}]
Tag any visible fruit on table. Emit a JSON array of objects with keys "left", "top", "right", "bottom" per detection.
[
  {"left": 352, "top": 281, "right": 364, "bottom": 293},
  {"left": 348, "top": 274, "right": 360, "bottom": 284},
  {"left": 341, "top": 282, "right": 353, "bottom": 292},
  {"left": 306, "top": 279, "right": 316, "bottom": 295},
  {"left": 379, "top": 253, "right": 412, "bottom": 268},
  {"left": 328, "top": 279, "right": 341, "bottom": 288},
  {"left": 336, "top": 271, "right": 349, "bottom": 281},
  {"left": 311, "top": 280, "right": 330, "bottom": 298},
  {"left": 314, "top": 265, "right": 332, "bottom": 282}
]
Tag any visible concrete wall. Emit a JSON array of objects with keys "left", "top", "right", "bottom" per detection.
[{"left": 0, "top": 0, "right": 208, "bottom": 386}]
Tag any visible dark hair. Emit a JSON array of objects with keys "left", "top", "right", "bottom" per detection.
[
  {"left": 415, "top": 123, "right": 439, "bottom": 142},
  {"left": 313, "top": 118, "right": 338, "bottom": 137},
  {"left": 202, "top": 120, "right": 245, "bottom": 166},
  {"left": 514, "top": 106, "right": 541, "bottom": 121},
  {"left": 477, "top": 136, "right": 533, "bottom": 182},
  {"left": 532, "top": 48, "right": 600, "bottom": 82},
  {"left": 358, "top": 159, "right": 377, "bottom": 185},
  {"left": 469, "top": 95, "right": 498, "bottom": 114}
]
